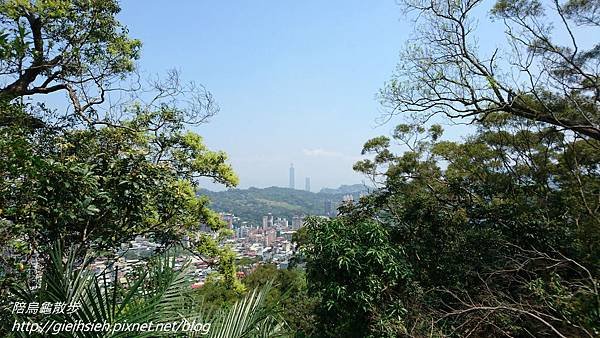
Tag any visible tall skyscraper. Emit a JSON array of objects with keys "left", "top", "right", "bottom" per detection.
[
  {"left": 289, "top": 163, "right": 295, "bottom": 189},
  {"left": 305, "top": 177, "right": 310, "bottom": 192}
]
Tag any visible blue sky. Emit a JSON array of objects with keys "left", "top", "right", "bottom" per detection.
[
  {"left": 116, "top": 1, "right": 412, "bottom": 191},
  {"left": 28, "top": 1, "right": 591, "bottom": 192}
]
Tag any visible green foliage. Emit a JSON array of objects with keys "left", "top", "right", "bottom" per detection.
[
  {"left": 199, "top": 187, "right": 366, "bottom": 225},
  {"left": 8, "top": 241, "right": 200, "bottom": 337},
  {"left": 0, "top": 101, "right": 246, "bottom": 334},
  {"left": 0, "top": 0, "right": 241, "bottom": 321},
  {"left": 193, "top": 278, "right": 242, "bottom": 314},
  {"left": 195, "top": 264, "right": 319, "bottom": 337},
  {"left": 243, "top": 264, "right": 318, "bottom": 337},
  {"left": 0, "top": 0, "right": 140, "bottom": 101},
  {"left": 208, "top": 280, "right": 286, "bottom": 338},
  {"left": 300, "top": 217, "right": 412, "bottom": 337},
  {"left": 6, "top": 241, "right": 285, "bottom": 337},
  {"left": 0, "top": 100, "right": 238, "bottom": 249},
  {"left": 301, "top": 116, "right": 599, "bottom": 337}
]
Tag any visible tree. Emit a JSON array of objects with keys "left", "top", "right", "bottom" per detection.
[
  {"left": 315, "top": 1, "right": 600, "bottom": 334},
  {"left": 0, "top": 0, "right": 140, "bottom": 122},
  {"left": 381, "top": 0, "right": 600, "bottom": 140},
  {"left": 299, "top": 216, "right": 413, "bottom": 337},
  {"left": 301, "top": 118, "right": 599, "bottom": 337},
  {"left": 0, "top": 100, "right": 238, "bottom": 246},
  {"left": 0, "top": 1, "right": 217, "bottom": 131},
  {"left": 0, "top": 0, "right": 242, "bottom": 312},
  {"left": 242, "top": 264, "right": 319, "bottom": 337}
]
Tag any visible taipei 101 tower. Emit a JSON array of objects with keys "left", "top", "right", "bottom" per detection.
[{"left": 289, "top": 163, "right": 295, "bottom": 189}]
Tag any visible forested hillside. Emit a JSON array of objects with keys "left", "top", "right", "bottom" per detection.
[{"left": 199, "top": 186, "right": 369, "bottom": 224}]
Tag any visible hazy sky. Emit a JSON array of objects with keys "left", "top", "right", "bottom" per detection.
[{"left": 114, "top": 1, "right": 414, "bottom": 191}]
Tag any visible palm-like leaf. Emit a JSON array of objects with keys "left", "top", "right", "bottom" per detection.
[
  {"left": 10, "top": 241, "right": 287, "bottom": 338},
  {"left": 204, "top": 281, "right": 286, "bottom": 338}
]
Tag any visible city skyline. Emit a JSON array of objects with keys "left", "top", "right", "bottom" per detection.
[
  {"left": 289, "top": 164, "right": 313, "bottom": 192},
  {"left": 116, "top": 1, "right": 417, "bottom": 192}
]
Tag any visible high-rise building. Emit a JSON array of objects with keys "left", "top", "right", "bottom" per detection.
[
  {"left": 305, "top": 177, "right": 310, "bottom": 192},
  {"left": 262, "top": 213, "right": 274, "bottom": 228},
  {"left": 274, "top": 217, "right": 288, "bottom": 228},
  {"left": 289, "top": 163, "right": 295, "bottom": 189}
]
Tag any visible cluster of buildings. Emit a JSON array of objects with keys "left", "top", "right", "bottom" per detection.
[
  {"left": 86, "top": 236, "right": 216, "bottom": 289},
  {"left": 84, "top": 212, "right": 307, "bottom": 289},
  {"left": 82, "top": 166, "right": 361, "bottom": 289},
  {"left": 223, "top": 212, "right": 304, "bottom": 270}
]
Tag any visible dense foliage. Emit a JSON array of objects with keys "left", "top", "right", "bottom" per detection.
[
  {"left": 194, "top": 264, "right": 319, "bottom": 337},
  {"left": 10, "top": 241, "right": 284, "bottom": 338},
  {"left": 297, "top": 0, "right": 599, "bottom": 336},
  {"left": 300, "top": 117, "right": 599, "bottom": 337},
  {"left": 301, "top": 216, "right": 412, "bottom": 337},
  {"left": 0, "top": 0, "right": 243, "bottom": 333},
  {"left": 1, "top": 102, "right": 238, "bottom": 249},
  {"left": 243, "top": 264, "right": 319, "bottom": 337},
  {"left": 2, "top": 0, "right": 599, "bottom": 337}
]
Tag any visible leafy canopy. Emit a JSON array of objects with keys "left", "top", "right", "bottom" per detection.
[{"left": 300, "top": 116, "right": 599, "bottom": 337}]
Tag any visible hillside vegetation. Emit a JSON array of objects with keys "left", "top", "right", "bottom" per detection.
[{"left": 200, "top": 185, "right": 369, "bottom": 224}]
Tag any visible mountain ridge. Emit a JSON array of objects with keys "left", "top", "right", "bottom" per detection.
[{"left": 199, "top": 184, "right": 371, "bottom": 225}]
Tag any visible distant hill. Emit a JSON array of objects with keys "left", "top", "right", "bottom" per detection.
[
  {"left": 318, "top": 183, "right": 371, "bottom": 195},
  {"left": 199, "top": 185, "right": 370, "bottom": 225}
]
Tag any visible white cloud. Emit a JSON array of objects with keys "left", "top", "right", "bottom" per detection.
[{"left": 302, "top": 148, "right": 343, "bottom": 157}]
